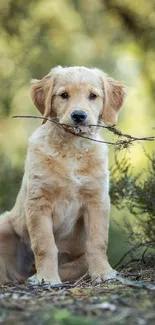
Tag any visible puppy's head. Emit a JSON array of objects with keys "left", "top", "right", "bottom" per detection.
[{"left": 30, "top": 66, "right": 126, "bottom": 134}]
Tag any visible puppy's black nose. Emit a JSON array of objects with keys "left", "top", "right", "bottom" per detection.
[{"left": 71, "top": 110, "right": 87, "bottom": 124}]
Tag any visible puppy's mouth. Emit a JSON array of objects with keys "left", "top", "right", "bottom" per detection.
[{"left": 64, "top": 124, "right": 95, "bottom": 135}]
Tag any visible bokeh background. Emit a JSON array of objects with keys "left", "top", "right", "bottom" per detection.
[{"left": 0, "top": 0, "right": 155, "bottom": 266}]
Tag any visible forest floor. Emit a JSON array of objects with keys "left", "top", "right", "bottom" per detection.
[{"left": 0, "top": 257, "right": 155, "bottom": 325}]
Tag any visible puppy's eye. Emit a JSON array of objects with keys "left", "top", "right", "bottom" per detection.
[
  {"left": 89, "top": 93, "right": 97, "bottom": 100},
  {"left": 60, "top": 92, "right": 69, "bottom": 99}
]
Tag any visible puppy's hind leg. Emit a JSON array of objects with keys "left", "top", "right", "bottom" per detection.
[
  {"left": 58, "top": 253, "right": 88, "bottom": 282},
  {"left": 0, "top": 213, "right": 34, "bottom": 284}
]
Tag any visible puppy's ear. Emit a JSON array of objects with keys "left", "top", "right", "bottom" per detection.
[
  {"left": 101, "top": 76, "right": 127, "bottom": 125},
  {"left": 30, "top": 73, "right": 55, "bottom": 122}
]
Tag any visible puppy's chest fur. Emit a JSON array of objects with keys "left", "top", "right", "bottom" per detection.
[
  {"left": 52, "top": 148, "right": 103, "bottom": 237},
  {"left": 29, "top": 141, "right": 106, "bottom": 238},
  {"left": 38, "top": 144, "right": 104, "bottom": 194}
]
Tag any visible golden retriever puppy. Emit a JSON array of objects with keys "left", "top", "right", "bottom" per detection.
[{"left": 0, "top": 66, "right": 126, "bottom": 285}]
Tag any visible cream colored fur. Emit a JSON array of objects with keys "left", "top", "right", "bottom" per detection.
[{"left": 0, "top": 66, "right": 126, "bottom": 284}]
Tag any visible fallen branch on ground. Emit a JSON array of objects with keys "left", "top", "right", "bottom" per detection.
[
  {"left": 12, "top": 115, "right": 155, "bottom": 149},
  {"left": 115, "top": 275, "right": 155, "bottom": 291}
]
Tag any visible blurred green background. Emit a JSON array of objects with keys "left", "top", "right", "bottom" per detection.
[{"left": 0, "top": 0, "right": 155, "bottom": 266}]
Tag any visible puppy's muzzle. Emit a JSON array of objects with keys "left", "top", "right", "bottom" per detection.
[{"left": 71, "top": 110, "right": 87, "bottom": 124}]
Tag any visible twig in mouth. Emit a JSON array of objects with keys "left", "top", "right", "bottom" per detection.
[{"left": 12, "top": 115, "right": 155, "bottom": 149}]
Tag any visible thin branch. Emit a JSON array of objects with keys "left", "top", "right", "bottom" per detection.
[
  {"left": 114, "top": 241, "right": 155, "bottom": 269},
  {"left": 114, "top": 244, "right": 142, "bottom": 269},
  {"left": 89, "top": 123, "right": 155, "bottom": 142},
  {"left": 12, "top": 115, "right": 155, "bottom": 149}
]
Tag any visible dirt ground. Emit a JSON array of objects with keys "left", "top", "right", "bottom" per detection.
[{"left": 1, "top": 258, "right": 155, "bottom": 325}]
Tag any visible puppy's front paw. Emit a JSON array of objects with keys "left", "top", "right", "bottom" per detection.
[
  {"left": 92, "top": 269, "right": 118, "bottom": 284},
  {"left": 27, "top": 273, "right": 61, "bottom": 286}
]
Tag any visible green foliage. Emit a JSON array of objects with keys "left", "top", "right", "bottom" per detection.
[{"left": 110, "top": 152, "right": 155, "bottom": 244}]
